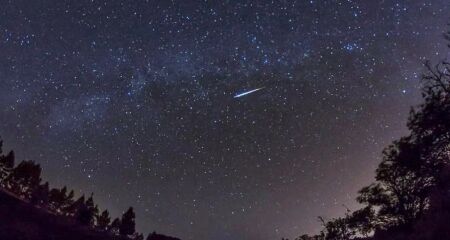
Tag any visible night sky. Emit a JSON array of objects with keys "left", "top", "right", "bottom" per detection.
[{"left": 0, "top": 1, "right": 449, "bottom": 239}]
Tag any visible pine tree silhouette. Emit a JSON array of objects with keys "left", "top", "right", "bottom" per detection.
[
  {"left": 110, "top": 217, "right": 121, "bottom": 235},
  {"left": 96, "top": 209, "right": 111, "bottom": 231},
  {"left": 67, "top": 195, "right": 96, "bottom": 225},
  {"left": 49, "top": 186, "right": 74, "bottom": 213},
  {"left": 31, "top": 181, "right": 50, "bottom": 206},
  {"left": 120, "top": 207, "right": 136, "bottom": 236},
  {"left": 7, "top": 160, "right": 41, "bottom": 197},
  {"left": 0, "top": 142, "right": 15, "bottom": 184}
]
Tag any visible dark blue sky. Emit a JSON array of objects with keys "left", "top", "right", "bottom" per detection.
[{"left": 0, "top": 1, "right": 449, "bottom": 239}]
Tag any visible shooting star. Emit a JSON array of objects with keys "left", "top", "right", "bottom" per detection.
[{"left": 233, "top": 87, "right": 265, "bottom": 98}]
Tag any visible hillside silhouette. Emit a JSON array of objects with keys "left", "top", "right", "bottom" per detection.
[{"left": 0, "top": 142, "right": 180, "bottom": 240}]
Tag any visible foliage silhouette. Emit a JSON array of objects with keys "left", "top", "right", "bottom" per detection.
[
  {"left": 110, "top": 217, "right": 122, "bottom": 235},
  {"left": 31, "top": 182, "right": 50, "bottom": 206},
  {"left": 97, "top": 209, "right": 112, "bottom": 231},
  {"left": 120, "top": 207, "right": 136, "bottom": 236}
]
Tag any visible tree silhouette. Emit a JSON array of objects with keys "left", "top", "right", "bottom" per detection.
[
  {"left": 411, "top": 165, "right": 450, "bottom": 239},
  {"left": 110, "top": 217, "right": 121, "bottom": 235},
  {"left": 295, "top": 235, "right": 324, "bottom": 240},
  {"left": 66, "top": 195, "right": 85, "bottom": 215},
  {"left": 356, "top": 135, "right": 435, "bottom": 228},
  {"left": 0, "top": 142, "right": 15, "bottom": 185},
  {"left": 67, "top": 194, "right": 97, "bottom": 226},
  {"left": 76, "top": 202, "right": 94, "bottom": 226},
  {"left": 133, "top": 233, "right": 145, "bottom": 240},
  {"left": 346, "top": 206, "right": 375, "bottom": 237},
  {"left": 49, "top": 186, "right": 75, "bottom": 213},
  {"left": 120, "top": 207, "right": 136, "bottom": 236},
  {"left": 354, "top": 55, "right": 450, "bottom": 233},
  {"left": 293, "top": 29, "right": 450, "bottom": 240},
  {"left": 313, "top": 214, "right": 356, "bottom": 240},
  {"left": 7, "top": 160, "right": 41, "bottom": 197},
  {"left": 31, "top": 181, "right": 50, "bottom": 206},
  {"left": 84, "top": 194, "right": 99, "bottom": 225},
  {"left": 96, "top": 209, "right": 111, "bottom": 231}
]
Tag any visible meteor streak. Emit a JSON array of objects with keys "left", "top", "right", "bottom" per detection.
[{"left": 233, "top": 87, "right": 265, "bottom": 98}]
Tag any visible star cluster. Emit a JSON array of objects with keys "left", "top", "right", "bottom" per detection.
[{"left": 0, "top": 1, "right": 449, "bottom": 239}]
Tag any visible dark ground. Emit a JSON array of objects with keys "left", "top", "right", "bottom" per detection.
[{"left": 0, "top": 189, "right": 179, "bottom": 240}]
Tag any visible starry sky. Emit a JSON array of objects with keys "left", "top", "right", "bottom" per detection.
[{"left": 0, "top": 1, "right": 449, "bottom": 239}]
